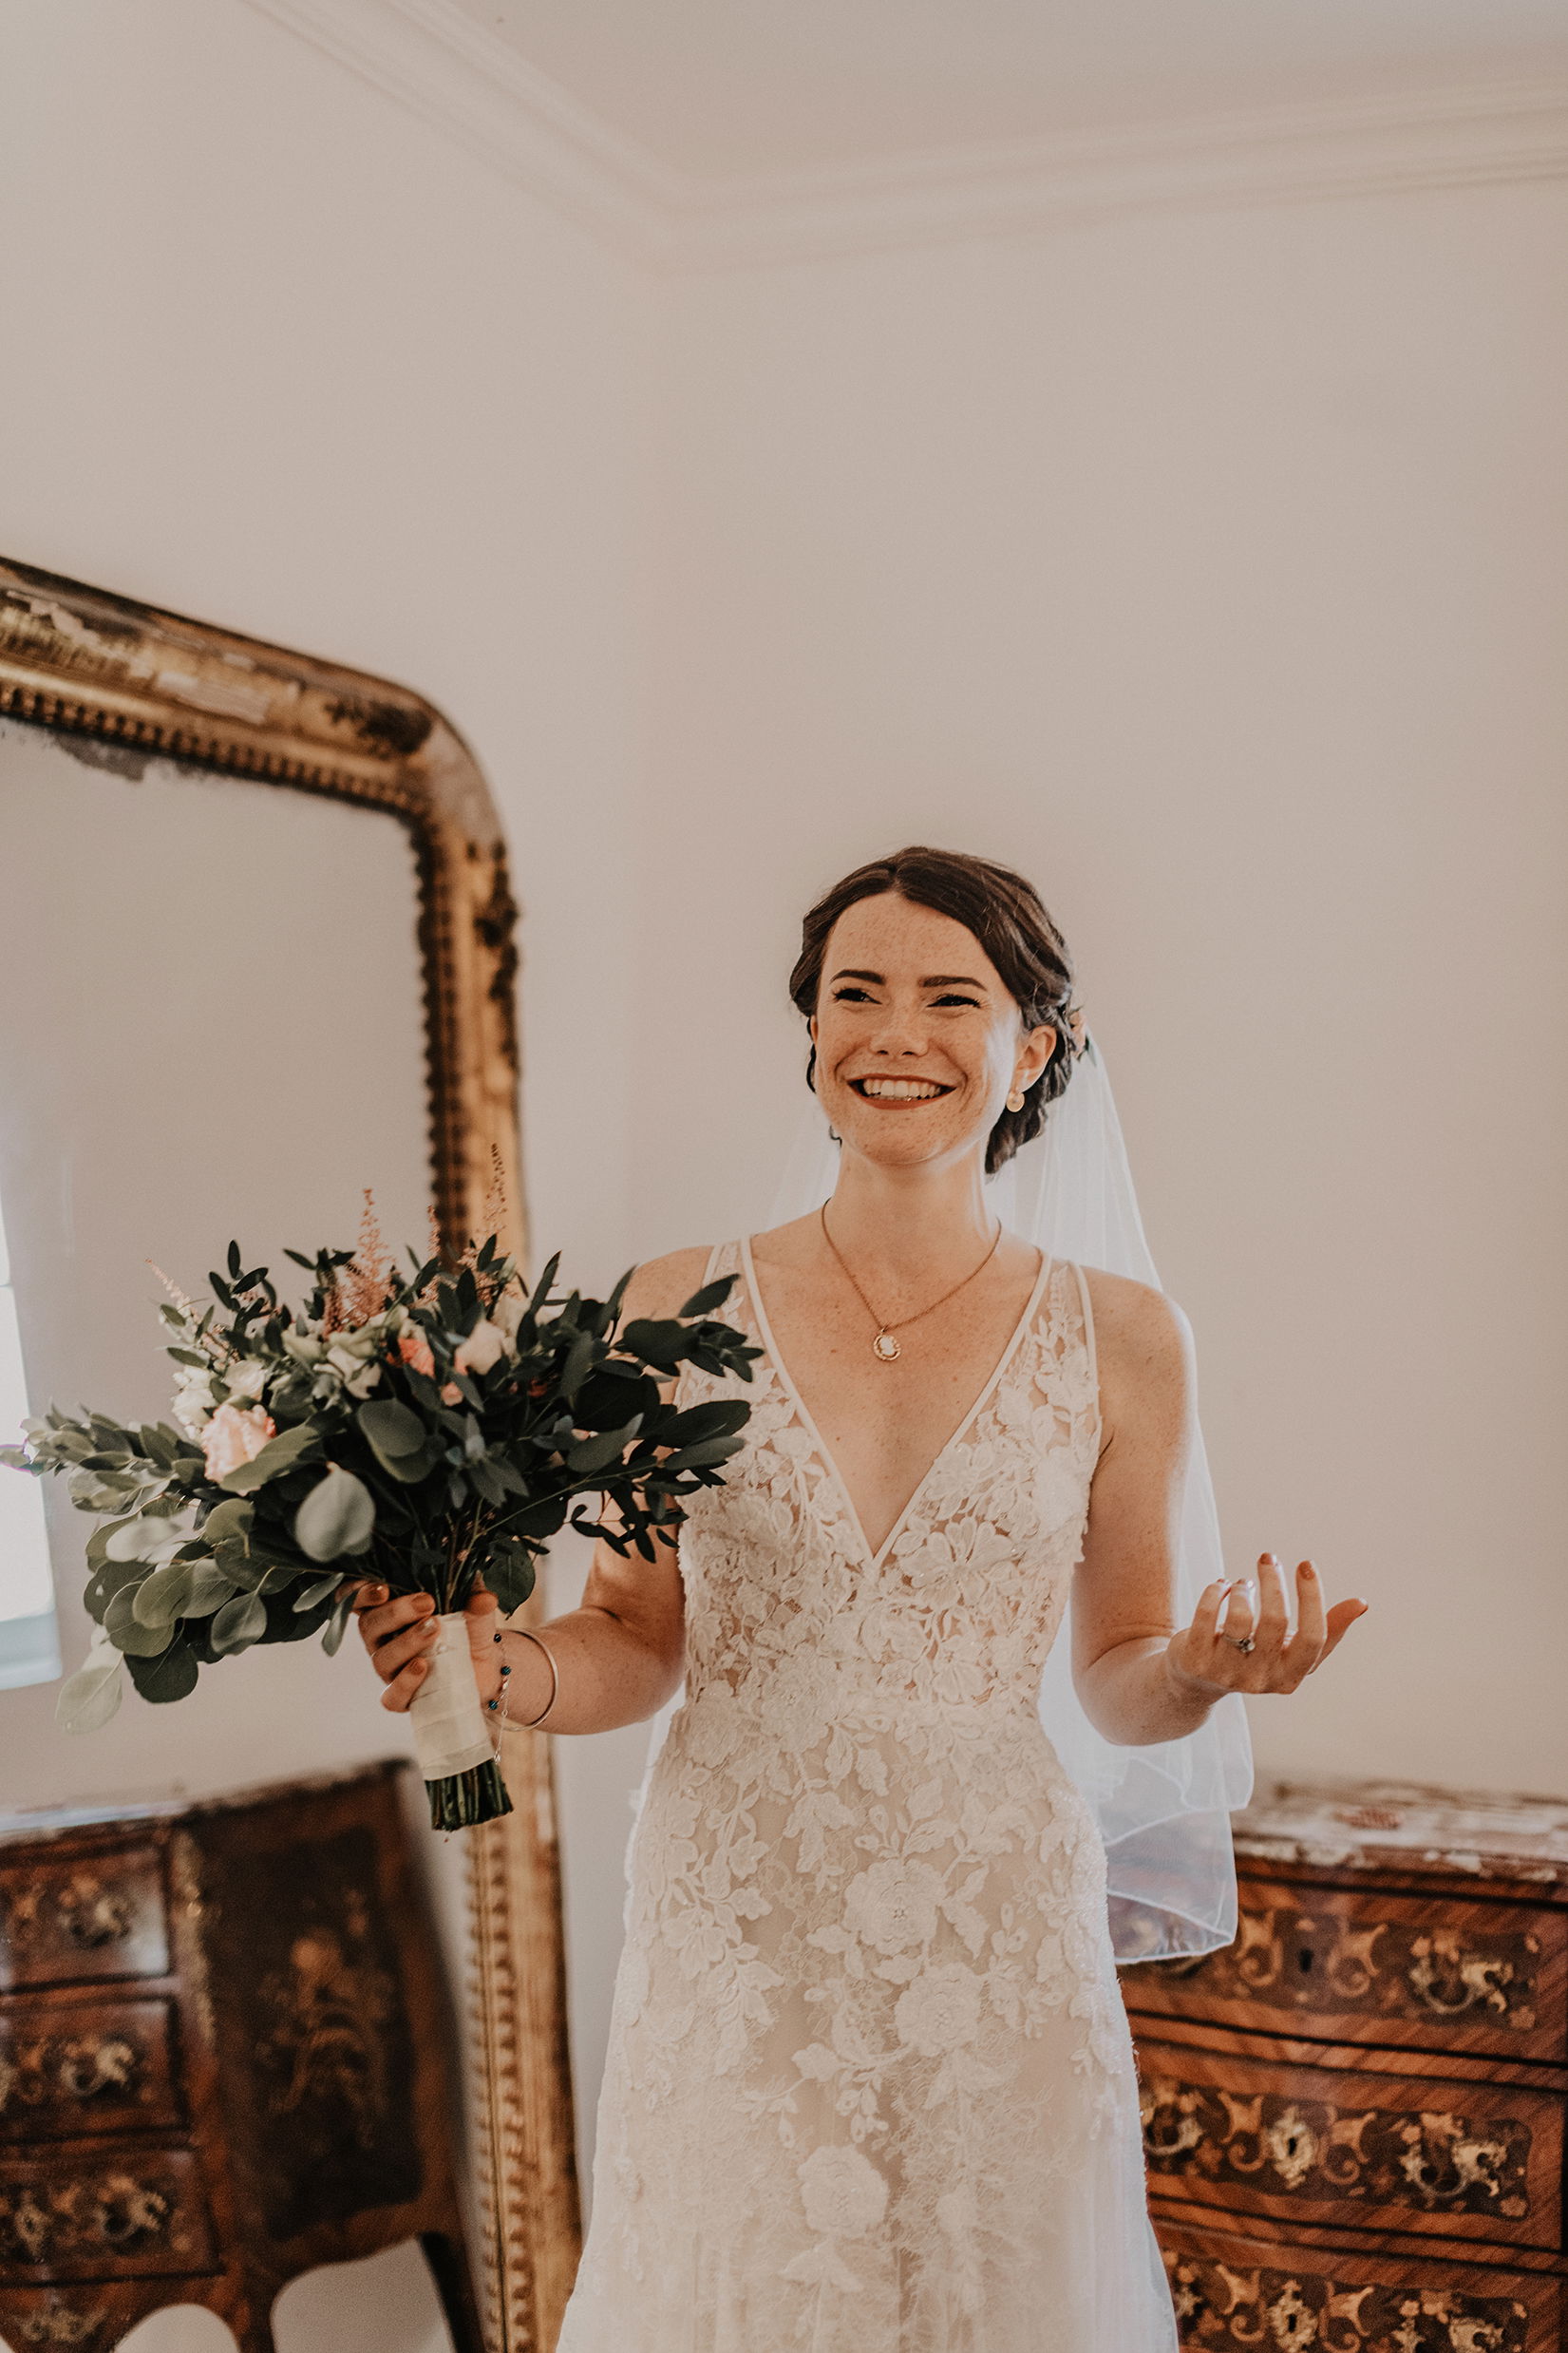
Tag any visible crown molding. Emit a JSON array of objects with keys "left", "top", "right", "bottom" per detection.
[
  {"left": 674, "top": 81, "right": 1568, "bottom": 269},
  {"left": 244, "top": 0, "right": 1568, "bottom": 271},
  {"left": 244, "top": 0, "right": 680, "bottom": 258}
]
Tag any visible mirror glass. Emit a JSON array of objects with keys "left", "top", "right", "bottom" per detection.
[{"left": 0, "top": 712, "right": 462, "bottom": 2351}]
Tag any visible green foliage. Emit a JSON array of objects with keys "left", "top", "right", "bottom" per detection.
[{"left": 5, "top": 1227, "right": 759, "bottom": 1730}]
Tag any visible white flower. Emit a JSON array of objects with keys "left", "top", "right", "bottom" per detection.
[
  {"left": 345, "top": 1360, "right": 383, "bottom": 1397},
  {"left": 171, "top": 1369, "right": 217, "bottom": 1439},
  {"left": 326, "top": 1338, "right": 373, "bottom": 1378},
  {"left": 758, "top": 1654, "right": 836, "bottom": 1751},
  {"left": 842, "top": 1859, "right": 943, "bottom": 1955},
  {"left": 683, "top": 1688, "right": 747, "bottom": 1772},
  {"left": 797, "top": 2145, "right": 888, "bottom": 2239},
  {"left": 895, "top": 1964, "right": 982, "bottom": 2056},
  {"left": 492, "top": 1289, "right": 525, "bottom": 1343},
  {"left": 222, "top": 1359, "right": 269, "bottom": 1403},
  {"left": 792, "top": 2043, "right": 840, "bottom": 2082},
  {"left": 455, "top": 1318, "right": 506, "bottom": 1376}
]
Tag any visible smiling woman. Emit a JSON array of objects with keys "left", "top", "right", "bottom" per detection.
[{"left": 457, "top": 843, "right": 1362, "bottom": 2353}]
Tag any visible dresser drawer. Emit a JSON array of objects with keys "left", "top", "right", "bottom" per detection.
[
  {"left": 0, "top": 1996, "right": 185, "bottom": 2141},
  {"left": 0, "top": 2144, "right": 217, "bottom": 2283},
  {"left": 1153, "top": 2212, "right": 1562, "bottom": 2352},
  {"left": 1125, "top": 1877, "right": 1568, "bottom": 2063},
  {"left": 1136, "top": 2035, "right": 1565, "bottom": 2252},
  {"left": 0, "top": 1850, "right": 170, "bottom": 1990}
]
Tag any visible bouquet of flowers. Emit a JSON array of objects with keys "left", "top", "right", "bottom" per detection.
[{"left": 2, "top": 1205, "right": 758, "bottom": 1828}]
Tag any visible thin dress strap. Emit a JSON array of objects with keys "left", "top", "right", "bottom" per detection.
[{"left": 1070, "top": 1259, "right": 1099, "bottom": 1395}]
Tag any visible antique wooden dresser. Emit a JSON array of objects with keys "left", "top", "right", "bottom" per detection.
[
  {"left": 0, "top": 1758, "right": 482, "bottom": 2352},
  {"left": 1122, "top": 1778, "right": 1568, "bottom": 2353}
]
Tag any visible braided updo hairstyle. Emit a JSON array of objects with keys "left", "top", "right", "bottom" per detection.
[{"left": 788, "top": 845, "right": 1083, "bottom": 1176}]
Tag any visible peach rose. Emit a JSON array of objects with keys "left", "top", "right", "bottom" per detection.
[
  {"left": 201, "top": 1402, "right": 275, "bottom": 1482},
  {"left": 397, "top": 1328, "right": 436, "bottom": 1378}
]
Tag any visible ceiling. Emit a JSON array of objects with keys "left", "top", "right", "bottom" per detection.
[{"left": 446, "top": 0, "right": 1568, "bottom": 180}]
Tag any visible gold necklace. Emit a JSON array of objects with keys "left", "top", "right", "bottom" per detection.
[{"left": 818, "top": 1203, "right": 1004, "bottom": 1362}]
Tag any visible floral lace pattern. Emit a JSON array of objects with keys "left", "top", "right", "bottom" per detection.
[{"left": 557, "top": 1245, "right": 1177, "bottom": 2353}]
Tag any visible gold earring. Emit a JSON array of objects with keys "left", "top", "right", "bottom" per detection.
[{"left": 1006, "top": 1088, "right": 1026, "bottom": 1113}]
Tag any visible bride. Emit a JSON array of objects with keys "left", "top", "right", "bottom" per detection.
[{"left": 356, "top": 845, "right": 1366, "bottom": 2350}]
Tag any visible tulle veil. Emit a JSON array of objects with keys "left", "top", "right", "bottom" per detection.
[{"left": 630, "top": 1035, "right": 1252, "bottom": 1963}]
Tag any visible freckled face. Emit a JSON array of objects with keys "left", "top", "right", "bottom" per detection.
[{"left": 810, "top": 894, "right": 1055, "bottom": 1173}]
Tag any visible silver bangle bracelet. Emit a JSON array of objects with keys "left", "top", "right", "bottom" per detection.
[{"left": 512, "top": 1625, "right": 560, "bottom": 1729}]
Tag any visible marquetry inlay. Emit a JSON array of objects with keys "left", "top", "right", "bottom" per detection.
[
  {"left": 0, "top": 2150, "right": 216, "bottom": 2282},
  {"left": 0, "top": 1856, "right": 169, "bottom": 1990},
  {"left": 1139, "top": 1879, "right": 1562, "bottom": 2059},
  {"left": 1141, "top": 2072, "right": 1532, "bottom": 2222},
  {"left": 0, "top": 2000, "right": 180, "bottom": 2139},
  {"left": 1162, "top": 2246, "right": 1533, "bottom": 2353}
]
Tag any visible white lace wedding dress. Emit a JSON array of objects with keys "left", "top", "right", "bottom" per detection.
[{"left": 556, "top": 1240, "right": 1177, "bottom": 2351}]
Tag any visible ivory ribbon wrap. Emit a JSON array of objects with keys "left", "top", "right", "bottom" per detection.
[{"left": 408, "top": 1612, "right": 496, "bottom": 1779}]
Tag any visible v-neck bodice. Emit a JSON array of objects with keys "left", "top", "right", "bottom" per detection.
[
  {"left": 673, "top": 1238, "right": 1102, "bottom": 1725},
  {"left": 738, "top": 1231, "right": 1052, "bottom": 1570}
]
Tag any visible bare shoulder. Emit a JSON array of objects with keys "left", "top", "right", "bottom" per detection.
[
  {"left": 1081, "top": 1265, "right": 1193, "bottom": 1385},
  {"left": 621, "top": 1244, "right": 721, "bottom": 1324}
]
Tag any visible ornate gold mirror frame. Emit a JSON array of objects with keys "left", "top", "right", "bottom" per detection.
[{"left": 0, "top": 556, "right": 579, "bottom": 2349}]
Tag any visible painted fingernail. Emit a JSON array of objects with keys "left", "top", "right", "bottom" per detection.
[{"left": 1301, "top": 1562, "right": 1317, "bottom": 1576}]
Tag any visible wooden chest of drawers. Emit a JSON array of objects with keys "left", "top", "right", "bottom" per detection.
[
  {"left": 1122, "top": 1778, "right": 1568, "bottom": 2352},
  {"left": 0, "top": 1760, "right": 482, "bottom": 2353}
]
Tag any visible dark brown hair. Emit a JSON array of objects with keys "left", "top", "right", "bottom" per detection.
[{"left": 788, "top": 845, "right": 1081, "bottom": 1175}]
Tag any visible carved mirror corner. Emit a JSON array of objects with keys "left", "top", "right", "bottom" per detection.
[{"left": 0, "top": 556, "right": 578, "bottom": 2351}]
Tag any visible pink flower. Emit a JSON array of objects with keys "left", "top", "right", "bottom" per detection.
[
  {"left": 441, "top": 1381, "right": 463, "bottom": 1405},
  {"left": 201, "top": 1403, "right": 275, "bottom": 1482},
  {"left": 397, "top": 1329, "right": 436, "bottom": 1378}
]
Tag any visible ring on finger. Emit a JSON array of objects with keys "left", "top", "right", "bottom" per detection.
[{"left": 1225, "top": 1633, "right": 1256, "bottom": 1654}]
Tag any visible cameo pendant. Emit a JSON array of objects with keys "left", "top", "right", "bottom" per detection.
[{"left": 872, "top": 1330, "right": 901, "bottom": 1361}]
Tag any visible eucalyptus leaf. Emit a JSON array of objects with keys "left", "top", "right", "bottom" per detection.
[
  {"left": 210, "top": 1591, "right": 267, "bottom": 1653},
  {"left": 105, "top": 1516, "right": 178, "bottom": 1564},
  {"left": 181, "top": 1562, "right": 237, "bottom": 1618},
  {"left": 566, "top": 1419, "right": 641, "bottom": 1476},
  {"left": 320, "top": 1584, "right": 355, "bottom": 1658},
  {"left": 357, "top": 1398, "right": 425, "bottom": 1459},
  {"left": 55, "top": 1635, "right": 124, "bottom": 1734},
  {"left": 127, "top": 1641, "right": 200, "bottom": 1703},
  {"left": 104, "top": 1584, "right": 177, "bottom": 1657},
  {"left": 293, "top": 1570, "right": 343, "bottom": 1612},
  {"left": 201, "top": 1496, "right": 255, "bottom": 1546},
  {"left": 131, "top": 1560, "right": 197, "bottom": 1627},
  {"left": 678, "top": 1275, "right": 737, "bottom": 1319},
  {"left": 293, "top": 1466, "right": 375, "bottom": 1563}
]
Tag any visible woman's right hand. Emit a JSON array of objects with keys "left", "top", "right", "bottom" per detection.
[{"left": 351, "top": 1581, "right": 502, "bottom": 1713}]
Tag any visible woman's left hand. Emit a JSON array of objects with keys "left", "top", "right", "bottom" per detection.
[{"left": 1165, "top": 1554, "right": 1367, "bottom": 1698}]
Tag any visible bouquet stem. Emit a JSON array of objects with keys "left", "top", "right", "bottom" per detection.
[
  {"left": 409, "top": 1611, "right": 514, "bottom": 1831},
  {"left": 427, "top": 1755, "right": 512, "bottom": 1831}
]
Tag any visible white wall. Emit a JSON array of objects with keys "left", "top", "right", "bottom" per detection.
[{"left": 633, "top": 182, "right": 1568, "bottom": 1805}]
